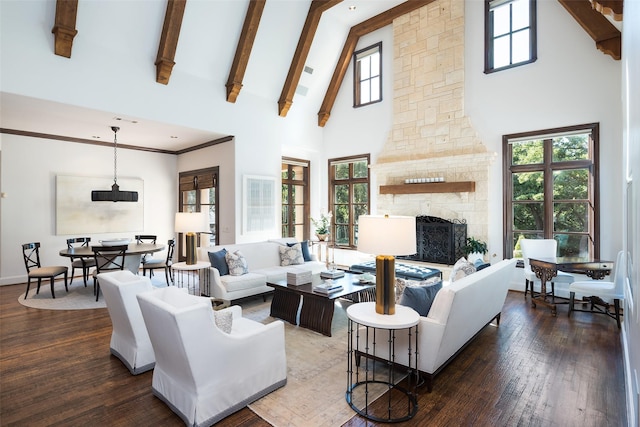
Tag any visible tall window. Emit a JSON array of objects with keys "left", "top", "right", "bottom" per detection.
[
  {"left": 329, "top": 155, "right": 370, "bottom": 248},
  {"left": 504, "top": 123, "right": 600, "bottom": 259},
  {"left": 179, "top": 167, "right": 219, "bottom": 259},
  {"left": 353, "top": 43, "right": 382, "bottom": 107},
  {"left": 281, "top": 157, "right": 310, "bottom": 241},
  {"left": 485, "top": 0, "right": 536, "bottom": 73}
]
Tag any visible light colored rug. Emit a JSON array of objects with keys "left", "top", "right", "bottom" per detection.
[
  {"left": 17, "top": 276, "right": 170, "bottom": 310},
  {"left": 242, "top": 298, "right": 402, "bottom": 427}
]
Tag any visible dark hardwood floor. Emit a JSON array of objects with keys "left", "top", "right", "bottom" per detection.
[{"left": 0, "top": 283, "right": 626, "bottom": 426}]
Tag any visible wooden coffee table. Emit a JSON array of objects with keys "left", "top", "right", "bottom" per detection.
[{"left": 266, "top": 272, "right": 375, "bottom": 337}]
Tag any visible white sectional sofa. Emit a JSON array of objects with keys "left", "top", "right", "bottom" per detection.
[
  {"left": 355, "top": 258, "right": 518, "bottom": 391},
  {"left": 197, "top": 238, "right": 326, "bottom": 302}
]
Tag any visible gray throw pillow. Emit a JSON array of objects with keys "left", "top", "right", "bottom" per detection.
[
  {"left": 399, "top": 280, "right": 443, "bottom": 316},
  {"left": 279, "top": 243, "right": 304, "bottom": 266},
  {"left": 287, "top": 240, "right": 311, "bottom": 261},
  {"left": 225, "top": 250, "right": 249, "bottom": 276},
  {"left": 208, "top": 248, "right": 229, "bottom": 276},
  {"left": 213, "top": 310, "right": 233, "bottom": 334},
  {"left": 450, "top": 257, "right": 476, "bottom": 282}
]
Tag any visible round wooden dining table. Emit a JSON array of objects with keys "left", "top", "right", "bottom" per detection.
[{"left": 59, "top": 242, "right": 166, "bottom": 275}]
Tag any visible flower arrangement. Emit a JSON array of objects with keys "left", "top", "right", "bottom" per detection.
[{"left": 311, "top": 211, "right": 332, "bottom": 235}]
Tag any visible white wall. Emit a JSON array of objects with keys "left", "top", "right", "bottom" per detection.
[
  {"left": 465, "top": 0, "right": 622, "bottom": 260},
  {"left": 0, "top": 134, "right": 176, "bottom": 285}
]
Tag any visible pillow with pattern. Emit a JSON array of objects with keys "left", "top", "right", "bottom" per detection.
[
  {"left": 225, "top": 250, "right": 249, "bottom": 276},
  {"left": 396, "top": 276, "right": 442, "bottom": 303},
  {"left": 279, "top": 243, "right": 304, "bottom": 266},
  {"left": 213, "top": 310, "right": 233, "bottom": 334},
  {"left": 287, "top": 240, "right": 311, "bottom": 262},
  {"left": 450, "top": 257, "right": 476, "bottom": 282}
]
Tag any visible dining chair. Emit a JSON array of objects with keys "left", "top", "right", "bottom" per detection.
[
  {"left": 22, "top": 242, "right": 68, "bottom": 299},
  {"left": 135, "top": 235, "right": 159, "bottom": 274},
  {"left": 569, "top": 250, "right": 625, "bottom": 329},
  {"left": 520, "top": 238, "right": 574, "bottom": 301},
  {"left": 92, "top": 245, "right": 128, "bottom": 301},
  {"left": 66, "top": 237, "right": 96, "bottom": 286},
  {"left": 142, "top": 239, "right": 175, "bottom": 284}
]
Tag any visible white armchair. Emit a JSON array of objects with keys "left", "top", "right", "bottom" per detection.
[
  {"left": 97, "top": 270, "right": 155, "bottom": 375},
  {"left": 136, "top": 286, "right": 287, "bottom": 427}
]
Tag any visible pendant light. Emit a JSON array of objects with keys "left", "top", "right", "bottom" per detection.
[{"left": 91, "top": 126, "right": 139, "bottom": 202}]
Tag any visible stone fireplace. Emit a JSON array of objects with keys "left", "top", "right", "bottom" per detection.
[{"left": 372, "top": 0, "right": 494, "bottom": 251}]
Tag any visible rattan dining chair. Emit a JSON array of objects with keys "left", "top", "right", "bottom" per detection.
[{"left": 22, "top": 242, "right": 68, "bottom": 299}]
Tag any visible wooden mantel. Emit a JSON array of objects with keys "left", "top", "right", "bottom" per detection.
[{"left": 380, "top": 181, "right": 475, "bottom": 195}]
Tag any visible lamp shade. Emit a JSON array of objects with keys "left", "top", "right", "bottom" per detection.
[
  {"left": 174, "top": 212, "right": 209, "bottom": 233},
  {"left": 358, "top": 215, "right": 416, "bottom": 256}
]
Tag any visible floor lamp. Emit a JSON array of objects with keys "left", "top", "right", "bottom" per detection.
[
  {"left": 357, "top": 215, "right": 416, "bottom": 315},
  {"left": 175, "top": 212, "right": 208, "bottom": 265}
]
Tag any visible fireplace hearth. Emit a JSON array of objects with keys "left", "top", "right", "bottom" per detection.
[{"left": 400, "top": 216, "right": 467, "bottom": 265}]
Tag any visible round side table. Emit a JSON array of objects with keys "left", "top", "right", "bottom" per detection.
[
  {"left": 346, "top": 301, "right": 420, "bottom": 422},
  {"left": 171, "top": 261, "right": 210, "bottom": 296}
]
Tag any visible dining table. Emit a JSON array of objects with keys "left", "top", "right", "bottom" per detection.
[
  {"left": 528, "top": 256, "right": 614, "bottom": 316},
  {"left": 59, "top": 242, "right": 166, "bottom": 276}
]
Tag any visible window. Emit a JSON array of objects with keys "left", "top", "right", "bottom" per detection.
[
  {"left": 485, "top": 0, "right": 536, "bottom": 73},
  {"left": 281, "top": 157, "right": 310, "bottom": 241},
  {"left": 179, "top": 167, "right": 219, "bottom": 259},
  {"left": 329, "top": 155, "right": 370, "bottom": 248},
  {"left": 353, "top": 43, "right": 382, "bottom": 107},
  {"left": 504, "top": 124, "right": 600, "bottom": 259}
]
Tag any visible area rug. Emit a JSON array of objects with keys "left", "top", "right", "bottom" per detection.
[
  {"left": 242, "top": 298, "right": 403, "bottom": 427},
  {"left": 17, "top": 276, "right": 169, "bottom": 310}
]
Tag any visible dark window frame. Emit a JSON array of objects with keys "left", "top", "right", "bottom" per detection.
[
  {"left": 503, "top": 123, "right": 600, "bottom": 259},
  {"left": 484, "top": 0, "right": 537, "bottom": 74},
  {"left": 328, "top": 154, "right": 371, "bottom": 249},
  {"left": 353, "top": 42, "right": 382, "bottom": 108},
  {"left": 281, "top": 157, "right": 310, "bottom": 241},
  {"left": 178, "top": 166, "right": 219, "bottom": 260}
]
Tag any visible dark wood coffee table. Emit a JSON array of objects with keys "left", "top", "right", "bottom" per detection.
[{"left": 266, "top": 272, "right": 375, "bottom": 337}]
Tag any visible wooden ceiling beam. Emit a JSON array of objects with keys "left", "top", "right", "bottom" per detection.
[
  {"left": 155, "top": 0, "right": 187, "bottom": 85},
  {"left": 318, "top": 0, "right": 434, "bottom": 127},
  {"left": 558, "top": 0, "right": 621, "bottom": 60},
  {"left": 51, "top": 0, "right": 78, "bottom": 58},
  {"left": 226, "top": 0, "right": 266, "bottom": 103},
  {"left": 278, "top": 0, "right": 343, "bottom": 117},
  {"left": 590, "top": 0, "right": 623, "bottom": 21}
]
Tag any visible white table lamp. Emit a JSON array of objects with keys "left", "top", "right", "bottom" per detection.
[
  {"left": 358, "top": 215, "right": 416, "bottom": 315},
  {"left": 175, "top": 212, "right": 209, "bottom": 265}
]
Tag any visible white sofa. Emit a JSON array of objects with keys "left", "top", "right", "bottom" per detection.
[
  {"left": 197, "top": 239, "right": 326, "bottom": 302},
  {"left": 355, "top": 258, "right": 517, "bottom": 391}
]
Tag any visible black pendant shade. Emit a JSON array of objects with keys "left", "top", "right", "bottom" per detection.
[{"left": 91, "top": 126, "right": 139, "bottom": 202}]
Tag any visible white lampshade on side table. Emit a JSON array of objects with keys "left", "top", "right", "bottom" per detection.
[
  {"left": 175, "top": 212, "right": 209, "bottom": 265},
  {"left": 357, "top": 215, "right": 416, "bottom": 315}
]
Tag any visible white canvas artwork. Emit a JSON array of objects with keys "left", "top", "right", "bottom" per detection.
[
  {"left": 56, "top": 175, "right": 144, "bottom": 235},
  {"left": 242, "top": 175, "right": 276, "bottom": 235}
]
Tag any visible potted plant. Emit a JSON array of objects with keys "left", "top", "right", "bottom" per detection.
[
  {"left": 311, "top": 211, "right": 332, "bottom": 241},
  {"left": 464, "top": 236, "right": 488, "bottom": 264}
]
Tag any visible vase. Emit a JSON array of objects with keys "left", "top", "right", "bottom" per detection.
[{"left": 316, "top": 233, "right": 329, "bottom": 241}]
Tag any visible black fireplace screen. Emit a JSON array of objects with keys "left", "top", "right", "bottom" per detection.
[{"left": 400, "top": 216, "right": 467, "bottom": 265}]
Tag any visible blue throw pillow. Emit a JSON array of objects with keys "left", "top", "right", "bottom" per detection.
[
  {"left": 287, "top": 240, "right": 311, "bottom": 262},
  {"left": 208, "top": 248, "right": 229, "bottom": 276},
  {"left": 399, "top": 280, "right": 443, "bottom": 316},
  {"left": 476, "top": 262, "right": 491, "bottom": 271}
]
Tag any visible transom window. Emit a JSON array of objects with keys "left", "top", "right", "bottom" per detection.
[
  {"left": 485, "top": 0, "right": 537, "bottom": 73},
  {"left": 329, "top": 155, "right": 370, "bottom": 248},
  {"left": 353, "top": 43, "right": 382, "bottom": 107},
  {"left": 504, "top": 123, "right": 600, "bottom": 259}
]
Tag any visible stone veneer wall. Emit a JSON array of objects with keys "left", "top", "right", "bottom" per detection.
[{"left": 374, "top": 0, "right": 495, "bottom": 246}]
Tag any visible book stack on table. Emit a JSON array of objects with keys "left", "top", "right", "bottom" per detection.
[
  {"left": 313, "top": 281, "right": 343, "bottom": 295},
  {"left": 286, "top": 268, "right": 312, "bottom": 286},
  {"left": 320, "top": 269, "right": 345, "bottom": 279}
]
